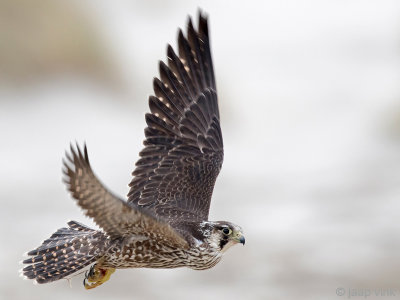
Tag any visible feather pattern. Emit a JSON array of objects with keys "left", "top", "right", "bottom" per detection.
[
  {"left": 22, "top": 221, "right": 107, "bottom": 283},
  {"left": 127, "top": 12, "right": 223, "bottom": 228},
  {"left": 63, "top": 144, "right": 188, "bottom": 249}
]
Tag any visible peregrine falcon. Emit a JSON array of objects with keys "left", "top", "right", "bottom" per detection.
[{"left": 21, "top": 11, "right": 245, "bottom": 289}]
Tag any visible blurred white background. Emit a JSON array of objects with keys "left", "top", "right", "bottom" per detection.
[{"left": 1, "top": 0, "right": 400, "bottom": 299}]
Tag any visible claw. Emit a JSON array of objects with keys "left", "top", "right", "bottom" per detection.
[{"left": 84, "top": 265, "right": 116, "bottom": 290}]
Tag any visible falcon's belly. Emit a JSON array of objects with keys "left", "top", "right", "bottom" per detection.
[{"left": 99, "top": 237, "right": 222, "bottom": 270}]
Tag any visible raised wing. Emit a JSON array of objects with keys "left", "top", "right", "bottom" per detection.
[
  {"left": 63, "top": 144, "right": 188, "bottom": 249},
  {"left": 127, "top": 12, "right": 223, "bottom": 224}
]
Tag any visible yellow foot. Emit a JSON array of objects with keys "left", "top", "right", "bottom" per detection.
[{"left": 83, "top": 265, "right": 115, "bottom": 290}]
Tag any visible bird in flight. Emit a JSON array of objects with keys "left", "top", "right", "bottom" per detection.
[{"left": 21, "top": 11, "right": 244, "bottom": 289}]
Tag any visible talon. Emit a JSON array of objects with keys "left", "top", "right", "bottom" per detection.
[
  {"left": 88, "top": 265, "right": 95, "bottom": 278},
  {"left": 84, "top": 265, "right": 115, "bottom": 290}
]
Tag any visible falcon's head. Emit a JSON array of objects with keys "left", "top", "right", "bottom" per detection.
[{"left": 203, "top": 221, "right": 245, "bottom": 252}]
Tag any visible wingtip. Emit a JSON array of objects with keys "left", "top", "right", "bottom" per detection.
[
  {"left": 69, "top": 143, "right": 76, "bottom": 159},
  {"left": 158, "top": 60, "right": 166, "bottom": 74},
  {"left": 198, "top": 10, "right": 209, "bottom": 36},
  {"left": 187, "top": 15, "right": 194, "bottom": 29},
  {"left": 184, "top": 14, "right": 192, "bottom": 28},
  {"left": 76, "top": 142, "right": 84, "bottom": 159},
  {"left": 65, "top": 141, "right": 90, "bottom": 167},
  {"left": 84, "top": 143, "right": 90, "bottom": 164},
  {"left": 64, "top": 150, "right": 72, "bottom": 163},
  {"left": 178, "top": 28, "right": 185, "bottom": 40},
  {"left": 166, "top": 44, "right": 174, "bottom": 58}
]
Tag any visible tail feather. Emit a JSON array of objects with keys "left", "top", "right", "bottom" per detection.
[
  {"left": 27, "top": 230, "right": 95, "bottom": 256},
  {"left": 22, "top": 221, "right": 109, "bottom": 284}
]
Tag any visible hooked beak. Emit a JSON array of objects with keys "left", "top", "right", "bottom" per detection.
[{"left": 233, "top": 231, "right": 245, "bottom": 245}]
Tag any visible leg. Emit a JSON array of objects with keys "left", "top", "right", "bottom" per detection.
[{"left": 83, "top": 264, "right": 116, "bottom": 290}]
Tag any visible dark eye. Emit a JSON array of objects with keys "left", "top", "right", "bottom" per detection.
[{"left": 222, "top": 227, "right": 231, "bottom": 235}]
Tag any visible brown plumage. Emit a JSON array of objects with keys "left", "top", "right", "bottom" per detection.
[{"left": 21, "top": 11, "right": 244, "bottom": 289}]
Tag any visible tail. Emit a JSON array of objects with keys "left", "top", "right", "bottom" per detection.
[{"left": 21, "top": 221, "right": 109, "bottom": 284}]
